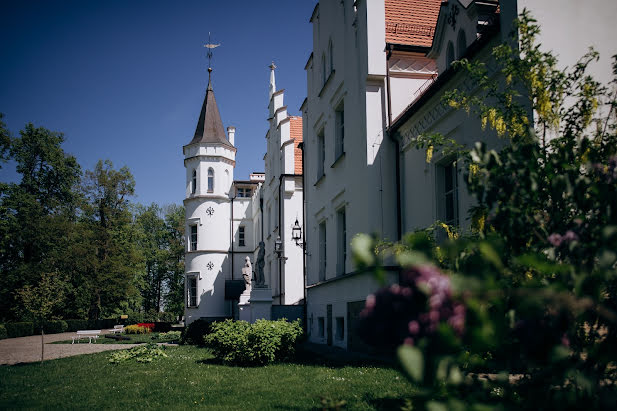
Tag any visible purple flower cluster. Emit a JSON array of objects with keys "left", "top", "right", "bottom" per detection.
[
  {"left": 547, "top": 230, "right": 578, "bottom": 247},
  {"left": 359, "top": 265, "right": 465, "bottom": 348}
]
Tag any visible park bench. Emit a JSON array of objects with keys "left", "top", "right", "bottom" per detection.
[
  {"left": 72, "top": 330, "right": 101, "bottom": 344},
  {"left": 107, "top": 325, "right": 124, "bottom": 334}
]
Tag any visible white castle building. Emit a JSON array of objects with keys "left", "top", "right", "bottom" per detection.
[{"left": 184, "top": 64, "right": 304, "bottom": 325}]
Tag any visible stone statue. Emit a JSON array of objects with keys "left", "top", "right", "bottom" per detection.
[
  {"left": 255, "top": 241, "right": 266, "bottom": 287},
  {"left": 242, "top": 256, "right": 252, "bottom": 292}
]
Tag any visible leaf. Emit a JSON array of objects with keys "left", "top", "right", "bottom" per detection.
[
  {"left": 397, "top": 345, "right": 424, "bottom": 383},
  {"left": 478, "top": 242, "right": 503, "bottom": 270}
]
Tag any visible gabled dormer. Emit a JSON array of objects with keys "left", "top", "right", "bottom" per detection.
[{"left": 428, "top": 0, "right": 500, "bottom": 74}]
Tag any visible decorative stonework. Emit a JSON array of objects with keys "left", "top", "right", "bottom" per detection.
[
  {"left": 447, "top": 5, "right": 460, "bottom": 31},
  {"left": 207, "top": 261, "right": 214, "bottom": 271},
  {"left": 206, "top": 206, "right": 215, "bottom": 216}
]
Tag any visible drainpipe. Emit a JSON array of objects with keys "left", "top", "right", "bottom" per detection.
[{"left": 386, "top": 43, "right": 402, "bottom": 241}]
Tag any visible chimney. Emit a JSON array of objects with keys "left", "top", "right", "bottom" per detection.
[{"left": 227, "top": 126, "right": 236, "bottom": 146}]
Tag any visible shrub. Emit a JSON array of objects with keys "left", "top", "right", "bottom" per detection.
[
  {"left": 65, "top": 319, "right": 89, "bottom": 331},
  {"left": 5, "top": 322, "right": 34, "bottom": 338},
  {"left": 125, "top": 324, "right": 150, "bottom": 334},
  {"left": 89, "top": 318, "right": 116, "bottom": 329},
  {"left": 43, "top": 320, "right": 68, "bottom": 334},
  {"left": 181, "top": 319, "right": 212, "bottom": 345},
  {"left": 157, "top": 312, "right": 176, "bottom": 323},
  {"left": 205, "top": 319, "right": 303, "bottom": 365},
  {"left": 157, "top": 331, "right": 181, "bottom": 343},
  {"left": 0, "top": 324, "right": 7, "bottom": 340},
  {"left": 153, "top": 322, "right": 172, "bottom": 332},
  {"left": 109, "top": 343, "right": 168, "bottom": 364}
]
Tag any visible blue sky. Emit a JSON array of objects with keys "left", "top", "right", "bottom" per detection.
[{"left": 0, "top": 0, "right": 317, "bottom": 207}]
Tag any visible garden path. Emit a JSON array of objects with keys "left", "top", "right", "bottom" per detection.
[{"left": 0, "top": 332, "right": 139, "bottom": 365}]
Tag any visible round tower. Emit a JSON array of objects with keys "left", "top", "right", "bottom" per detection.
[{"left": 183, "top": 67, "right": 236, "bottom": 324}]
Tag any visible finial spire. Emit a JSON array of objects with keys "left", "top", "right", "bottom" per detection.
[
  {"left": 269, "top": 61, "right": 277, "bottom": 100},
  {"left": 204, "top": 32, "right": 221, "bottom": 90}
]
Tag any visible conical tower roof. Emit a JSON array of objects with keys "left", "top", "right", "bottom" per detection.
[{"left": 189, "top": 71, "right": 233, "bottom": 147}]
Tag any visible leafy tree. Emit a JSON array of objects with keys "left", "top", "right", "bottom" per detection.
[
  {"left": 0, "top": 113, "right": 10, "bottom": 167},
  {"left": 162, "top": 204, "right": 185, "bottom": 317},
  {"left": 0, "top": 122, "right": 81, "bottom": 321},
  {"left": 16, "top": 271, "right": 66, "bottom": 362},
  {"left": 80, "top": 159, "right": 143, "bottom": 320},
  {"left": 356, "top": 12, "right": 617, "bottom": 410}
]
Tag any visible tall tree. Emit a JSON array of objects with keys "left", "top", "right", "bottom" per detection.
[
  {"left": 162, "top": 204, "right": 185, "bottom": 317},
  {"left": 0, "top": 122, "right": 81, "bottom": 321},
  {"left": 81, "top": 159, "right": 143, "bottom": 319}
]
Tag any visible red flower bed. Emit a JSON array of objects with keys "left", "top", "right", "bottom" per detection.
[{"left": 137, "top": 323, "right": 155, "bottom": 331}]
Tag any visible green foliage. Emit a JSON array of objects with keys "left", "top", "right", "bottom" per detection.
[
  {"left": 42, "top": 320, "right": 68, "bottom": 334},
  {"left": 204, "top": 319, "right": 303, "bottom": 366},
  {"left": 16, "top": 271, "right": 66, "bottom": 329},
  {"left": 356, "top": 11, "right": 617, "bottom": 410},
  {"left": 181, "top": 318, "right": 212, "bottom": 345},
  {"left": 0, "top": 324, "right": 7, "bottom": 340},
  {"left": 65, "top": 319, "right": 89, "bottom": 332},
  {"left": 125, "top": 324, "right": 151, "bottom": 334},
  {"left": 5, "top": 322, "right": 34, "bottom": 338},
  {"left": 108, "top": 343, "right": 168, "bottom": 364},
  {"left": 157, "top": 331, "right": 181, "bottom": 342}
]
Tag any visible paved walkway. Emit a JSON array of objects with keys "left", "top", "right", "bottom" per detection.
[{"left": 0, "top": 332, "right": 139, "bottom": 365}]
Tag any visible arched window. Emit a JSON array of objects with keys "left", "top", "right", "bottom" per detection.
[
  {"left": 446, "top": 41, "right": 455, "bottom": 68},
  {"left": 457, "top": 30, "right": 466, "bottom": 59},
  {"left": 191, "top": 169, "right": 197, "bottom": 194},
  {"left": 328, "top": 39, "right": 334, "bottom": 74},
  {"left": 321, "top": 53, "right": 326, "bottom": 86},
  {"left": 207, "top": 168, "right": 214, "bottom": 192}
]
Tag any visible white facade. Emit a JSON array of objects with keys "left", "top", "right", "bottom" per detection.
[
  {"left": 184, "top": 67, "right": 305, "bottom": 324},
  {"left": 301, "top": 0, "right": 439, "bottom": 349},
  {"left": 263, "top": 66, "right": 305, "bottom": 306}
]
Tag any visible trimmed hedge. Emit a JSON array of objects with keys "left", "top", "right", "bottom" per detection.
[
  {"left": 89, "top": 318, "right": 116, "bottom": 329},
  {"left": 6, "top": 322, "right": 34, "bottom": 338},
  {"left": 0, "top": 324, "right": 7, "bottom": 340},
  {"left": 65, "top": 319, "right": 89, "bottom": 332},
  {"left": 43, "top": 320, "right": 68, "bottom": 334},
  {"left": 181, "top": 319, "right": 212, "bottom": 345},
  {"left": 205, "top": 319, "right": 303, "bottom": 365}
]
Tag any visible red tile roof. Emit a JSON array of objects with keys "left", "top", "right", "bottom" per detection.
[
  {"left": 290, "top": 116, "right": 303, "bottom": 175},
  {"left": 385, "top": 0, "right": 442, "bottom": 47}
]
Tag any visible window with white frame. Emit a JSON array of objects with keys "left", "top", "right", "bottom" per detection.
[
  {"left": 337, "top": 207, "right": 346, "bottom": 276},
  {"left": 317, "top": 129, "right": 325, "bottom": 180},
  {"left": 319, "top": 221, "right": 327, "bottom": 281},
  {"left": 239, "top": 226, "right": 245, "bottom": 247},
  {"left": 437, "top": 160, "right": 459, "bottom": 227},
  {"left": 335, "top": 102, "right": 344, "bottom": 160},
  {"left": 207, "top": 168, "right": 214, "bottom": 192},
  {"left": 191, "top": 169, "right": 197, "bottom": 194},
  {"left": 187, "top": 274, "right": 198, "bottom": 307},
  {"left": 237, "top": 187, "right": 252, "bottom": 198},
  {"left": 190, "top": 225, "right": 198, "bottom": 251}
]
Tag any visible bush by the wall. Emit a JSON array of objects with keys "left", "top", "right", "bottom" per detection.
[
  {"left": 6, "top": 322, "right": 34, "bottom": 338},
  {"left": 0, "top": 324, "right": 7, "bottom": 340},
  {"left": 65, "top": 319, "right": 89, "bottom": 332},
  {"left": 43, "top": 320, "right": 68, "bottom": 334},
  {"left": 153, "top": 322, "right": 172, "bottom": 333},
  {"left": 89, "top": 318, "right": 116, "bottom": 329},
  {"left": 181, "top": 319, "right": 212, "bottom": 345},
  {"left": 205, "top": 319, "right": 303, "bottom": 365}
]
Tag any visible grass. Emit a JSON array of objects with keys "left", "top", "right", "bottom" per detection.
[
  {"left": 0, "top": 345, "right": 415, "bottom": 410},
  {"left": 52, "top": 332, "right": 180, "bottom": 345}
]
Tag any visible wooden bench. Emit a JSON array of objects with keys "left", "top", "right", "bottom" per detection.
[{"left": 72, "top": 330, "right": 101, "bottom": 344}]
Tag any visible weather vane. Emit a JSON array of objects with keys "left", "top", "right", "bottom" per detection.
[{"left": 204, "top": 32, "right": 221, "bottom": 71}]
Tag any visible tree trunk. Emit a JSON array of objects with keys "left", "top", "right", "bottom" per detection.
[{"left": 41, "top": 326, "right": 44, "bottom": 363}]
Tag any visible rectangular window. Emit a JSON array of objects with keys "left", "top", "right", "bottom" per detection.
[
  {"left": 336, "top": 317, "right": 344, "bottom": 340},
  {"left": 317, "top": 129, "right": 325, "bottom": 180},
  {"left": 337, "top": 208, "right": 346, "bottom": 276},
  {"left": 190, "top": 225, "right": 198, "bottom": 251},
  {"left": 318, "top": 317, "right": 325, "bottom": 338},
  {"left": 237, "top": 187, "right": 252, "bottom": 198},
  {"left": 319, "top": 221, "right": 327, "bottom": 281},
  {"left": 335, "top": 104, "right": 344, "bottom": 160},
  {"left": 436, "top": 160, "right": 459, "bottom": 243},
  {"left": 239, "top": 226, "right": 245, "bottom": 247},
  {"left": 187, "top": 275, "right": 198, "bottom": 307}
]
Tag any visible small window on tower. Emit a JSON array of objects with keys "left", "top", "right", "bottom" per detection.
[
  {"left": 187, "top": 275, "right": 198, "bottom": 307},
  {"left": 191, "top": 169, "right": 197, "bottom": 194},
  {"left": 207, "top": 168, "right": 214, "bottom": 192},
  {"left": 190, "top": 225, "right": 198, "bottom": 251},
  {"left": 239, "top": 226, "right": 246, "bottom": 247}
]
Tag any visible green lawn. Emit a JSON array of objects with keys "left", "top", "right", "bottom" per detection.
[{"left": 0, "top": 346, "right": 415, "bottom": 410}]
